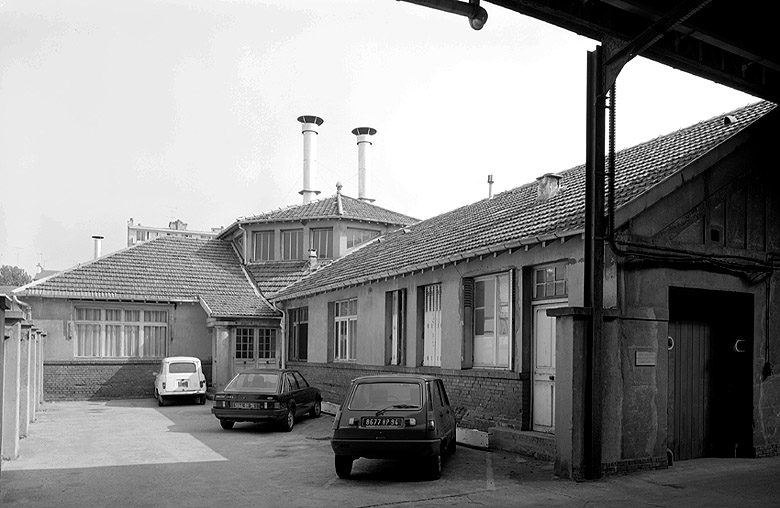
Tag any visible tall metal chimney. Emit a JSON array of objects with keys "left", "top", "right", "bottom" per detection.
[
  {"left": 352, "top": 127, "right": 377, "bottom": 203},
  {"left": 487, "top": 174, "right": 494, "bottom": 199},
  {"left": 92, "top": 235, "right": 104, "bottom": 259},
  {"left": 297, "top": 115, "right": 324, "bottom": 203}
]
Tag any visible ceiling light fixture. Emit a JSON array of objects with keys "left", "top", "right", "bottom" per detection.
[{"left": 397, "top": 0, "right": 488, "bottom": 30}]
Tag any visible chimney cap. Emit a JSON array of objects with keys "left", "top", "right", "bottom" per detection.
[
  {"left": 92, "top": 235, "right": 104, "bottom": 239},
  {"left": 351, "top": 127, "right": 377, "bottom": 136},
  {"left": 297, "top": 115, "right": 324, "bottom": 126}
]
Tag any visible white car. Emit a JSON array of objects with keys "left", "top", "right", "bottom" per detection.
[{"left": 153, "top": 356, "right": 207, "bottom": 406}]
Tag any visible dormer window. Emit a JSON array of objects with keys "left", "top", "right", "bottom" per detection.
[
  {"left": 310, "top": 228, "right": 333, "bottom": 259},
  {"left": 253, "top": 231, "right": 274, "bottom": 261},
  {"left": 282, "top": 229, "right": 304, "bottom": 260},
  {"left": 347, "top": 227, "right": 381, "bottom": 249}
]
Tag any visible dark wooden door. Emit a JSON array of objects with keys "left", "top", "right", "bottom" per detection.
[{"left": 668, "top": 319, "right": 711, "bottom": 461}]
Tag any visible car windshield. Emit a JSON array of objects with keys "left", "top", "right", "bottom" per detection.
[
  {"left": 169, "top": 362, "right": 197, "bottom": 374},
  {"left": 225, "top": 372, "right": 279, "bottom": 392},
  {"left": 349, "top": 382, "right": 422, "bottom": 411}
]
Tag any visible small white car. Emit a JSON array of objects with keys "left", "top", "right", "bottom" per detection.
[{"left": 153, "top": 356, "right": 207, "bottom": 406}]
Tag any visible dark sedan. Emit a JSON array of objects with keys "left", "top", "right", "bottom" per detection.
[{"left": 211, "top": 369, "right": 322, "bottom": 432}]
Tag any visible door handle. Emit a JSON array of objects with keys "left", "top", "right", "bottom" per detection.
[{"left": 549, "top": 375, "right": 555, "bottom": 381}]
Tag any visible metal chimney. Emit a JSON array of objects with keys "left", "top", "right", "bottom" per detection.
[
  {"left": 297, "top": 115, "right": 324, "bottom": 203},
  {"left": 92, "top": 235, "right": 104, "bottom": 259},
  {"left": 487, "top": 174, "right": 494, "bottom": 199},
  {"left": 352, "top": 127, "right": 377, "bottom": 203}
]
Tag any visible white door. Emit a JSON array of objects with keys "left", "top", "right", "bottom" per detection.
[
  {"left": 233, "top": 328, "right": 277, "bottom": 377},
  {"left": 532, "top": 303, "right": 561, "bottom": 432}
]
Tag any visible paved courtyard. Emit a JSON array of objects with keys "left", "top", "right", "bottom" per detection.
[{"left": 1, "top": 399, "right": 779, "bottom": 507}]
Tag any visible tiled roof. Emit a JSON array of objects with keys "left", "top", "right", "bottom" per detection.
[
  {"left": 221, "top": 193, "right": 418, "bottom": 237},
  {"left": 16, "top": 236, "right": 278, "bottom": 319},
  {"left": 246, "top": 261, "right": 312, "bottom": 295},
  {"left": 274, "top": 101, "right": 775, "bottom": 300}
]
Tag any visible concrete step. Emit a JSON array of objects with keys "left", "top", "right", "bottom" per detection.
[{"left": 488, "top": 427, "right": 555, "bottom": 460}]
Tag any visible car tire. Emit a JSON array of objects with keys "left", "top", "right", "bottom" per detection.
[
  {"left": 309, "top": 400, "right": 322, "bottom": 418},
  {"left": 335, "top": 455, "right": 352, "bottom": 479},
  {"left": 426, "top": 451, "right": 442, "bottom": 480},
  {"left": 158, "top": 394, "right": 166, "bottom": 407},
  {"left": 219, "top": 420, "right": 234, "bottom": 430},
  {"left": 281, "top": 407, "right": 295, "bottom": 432},
  {"left": 198, "top": 395, "right": 206, "bottom": 405}
]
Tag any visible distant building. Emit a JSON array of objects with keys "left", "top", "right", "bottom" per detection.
[{"left": 127, "top": 218, "right": 223, "bottom": 246}]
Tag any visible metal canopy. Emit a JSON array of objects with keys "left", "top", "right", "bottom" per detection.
[{"left": 487, "top": 0, "right": 779, "bottom": 103}]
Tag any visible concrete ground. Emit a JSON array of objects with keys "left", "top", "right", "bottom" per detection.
[{"left": 1, "top": 399, "right": 779, "bottom": 507}]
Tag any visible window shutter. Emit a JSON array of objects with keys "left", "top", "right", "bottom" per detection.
[{"left": 462, "top": 278, "right": 474, "bottom": 369}]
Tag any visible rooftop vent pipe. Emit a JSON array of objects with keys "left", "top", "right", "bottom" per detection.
[
  {"left": 92, "top": 235, "right": 104, "bottom": 259},
  {"left": 298, "top": 115, "right": 324, "bottom": 203},
  {"left": 352, "top": 127, "right": 377, "bottom": 203},
  {"left": 488, "top": 174, "right": 494, "bottom": 199}
]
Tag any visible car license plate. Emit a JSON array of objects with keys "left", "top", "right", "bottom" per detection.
[
  {"left": 361, "top": 417, "right": 403, "bottom": 427},
  {"left": 233, "top": 402, "right": 258, "bottom": 410},
  {"left": 178, "top": 380, "right": 188, "bottom": 388}
]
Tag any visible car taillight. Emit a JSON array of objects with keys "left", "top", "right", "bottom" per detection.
[
  {"left": 215, "top": 400, "right": 226, "bottom": 408},
  {"left": 162, "top": 382, "right": 166, "bottom": 390},
  {"left": 405, "top": 418, "right": 417, "bottom": 426},
  {"left": 427, "top": 411, "right": 435, "bottom": 430},
  {"left": 332, "top": 411, "right": 342, "bottom": 430}
]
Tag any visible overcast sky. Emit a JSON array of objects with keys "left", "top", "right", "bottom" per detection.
[{"left": 0, "top": 0, "right": 758, "bottom": 277}]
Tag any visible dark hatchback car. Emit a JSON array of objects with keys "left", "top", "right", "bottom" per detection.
[
  {"left": 331, "top": 374, "right": 457, "bottom": 480},
  {"left": 211, "top": 369, "right": 322, "bottom": 432}
]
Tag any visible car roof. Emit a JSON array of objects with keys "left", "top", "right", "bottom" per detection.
[
  {"left": 351, "top": 374, "right": 441, "bottom": 383},
  {"left": 162, "top": 356, "right": 201, "bottom": 363},
  {"left": 233, "top": 369, "right": 289, "bottom": 375}
]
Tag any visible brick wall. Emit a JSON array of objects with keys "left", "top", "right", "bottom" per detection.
[
  {"left": 44, "top": 360, "right": 213, "bottom": 401},
  {"left": 288, "top": 361, "right": 527, "bottom": 431}
]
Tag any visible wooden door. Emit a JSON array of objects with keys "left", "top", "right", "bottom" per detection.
[{"left": 668, "top": 319, "right": 711, "bottom": 460}]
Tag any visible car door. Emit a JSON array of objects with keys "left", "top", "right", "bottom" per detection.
[
  {"left": 283, "top": 373, "right": 304, "bottom": 416},
  {"left": 434, "top": 380, "right": 455, "bottom": 441},
  {"left": 292, "top": 371, "right": 313, "bottom": 413}
]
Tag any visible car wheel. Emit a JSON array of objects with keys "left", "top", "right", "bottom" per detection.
[
  {"left": 158, "top": 394, "right": 166, "bottom": 407},
  {"left": 335, "top": 455, "right": 352, "bottom": 479},
  {"left": 281, "top": 407, "right": 295, "bottom": 432},
  {"left": 198, "top": 395, "right": 206, "bottom": 405},
  {"left": 426, "top": 451, "right": 442, "bottom": 480},
  {"left": 219, "top": 420, "right": 234, "bottom": 430},
  {"left": 309, "top": 400, "right": 321, "bottom": 418}
]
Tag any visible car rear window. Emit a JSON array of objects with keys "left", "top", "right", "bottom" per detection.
[
  {"left": 348, "top": 382, "right": 422, "bottom": 410},
  {"left": 169, "top": 362, "right": 197, "bottom": 374},
  {"left": 226, "top": 373, "right": 279, "bottom": 392}
]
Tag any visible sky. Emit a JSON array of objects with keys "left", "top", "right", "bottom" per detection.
[{"left": 0, "top": 0, "right": 759, "bottom": 278}]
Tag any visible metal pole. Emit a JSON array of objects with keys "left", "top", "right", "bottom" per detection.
[{"left": 584, "top": 46, "right": 606, "bottom": 480}]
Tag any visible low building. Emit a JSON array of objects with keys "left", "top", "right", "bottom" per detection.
[{"left": 271, "top": 101, "right": 780, "bottom": 476}]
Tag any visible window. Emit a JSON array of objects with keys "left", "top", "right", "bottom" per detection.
[
  {"left": 334, "top": 298, "right": 357, "bottom": 361},
  {"left": 472, "top": 272, "right": 511, "bottom": 368},
  {"left": 385, "top": 289, "right": 406, "bottom": 365},
  {"left": 534, "top": 264, "right": 567, "bottom": 299},
  {"left": 253, "top": 231, "right": 274, "bottom": 261},
  {"left": 258, "top": 329, "right": 276, "bottom": 359},
  {"left": 234, "top": 234, "right": 244, "bottom": 259},
  {"left": 347, "top": 227, "right": 381, "bottom": 249},
  {"left": 281, "top": 229, "right": 304, "bottom": 260},
  {"left": 74, "top": 306, "right": 168, "bottom": 358},
  {"left": 235, "top": 328, "right": 255, "bottom": 359},
  {"left": 310, "top": 228, "right": 333, "bottom": 259},
  {"left": 288, "top": 307, "right": 309, "bottom": 361}
]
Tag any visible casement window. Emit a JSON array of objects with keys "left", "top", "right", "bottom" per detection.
[
  {"left": 234, "top": 234, "right": 245, "bottom": 258},
  {"left": 464, "top": 272, "right": 512, "bottom": 369},
  {"left": 310, "top": 228, "right": 333, "bottom": 259},
  {"left": 347, "top": 227, "right": 381, "bottom": 249},
  {"left": 385, "top": 289, "right": 406, "bottom": 365},
  {"left": 534, "top": 264, "right": 567, "bottom": 299},
  {"left": 281, "top": 229, "right": 304, "bottom": 260},
  {"left": 253, "top": 231, "right": 274, "bottom": 261},
  {"left": 334, "top": 298, "right": 357, "bottom": 361},
  {"left": 422, "top": 284, "right": 442, "bottom": 367},
  {"left": 74, "top": 306, "right": 168, "bottom": 358},
  {"left": 288, "top": 307, "right": 309, "bottom": 361}
]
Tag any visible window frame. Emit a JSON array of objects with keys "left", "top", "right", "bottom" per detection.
[
  {"left": 281, "top": 228, "right": 304, "bottom": 260},
  {"left": 533, "top": 263, "right": 568, "bottom": 300},
  {"left": 471, "top": 271, "right": 512, "bottom": 369},
  {"left": 310, "top": 227, "right": 333, "bottom": 259},
  {"left": 333, "top": 297, "right": 357, "bottom": 361},
  {"left": 288, "top": 307, "right": 309, "bottom": 361},
  {"left": 253, "top": 230, "right": 274, "bottom": 261},
  {"left": 73, "top": 305, "right": 169, "bottom": 359}
]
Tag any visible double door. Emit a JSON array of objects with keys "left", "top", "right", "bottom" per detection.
[{"left": 234, "top": 327, "right": 277, "bottom": 375}]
